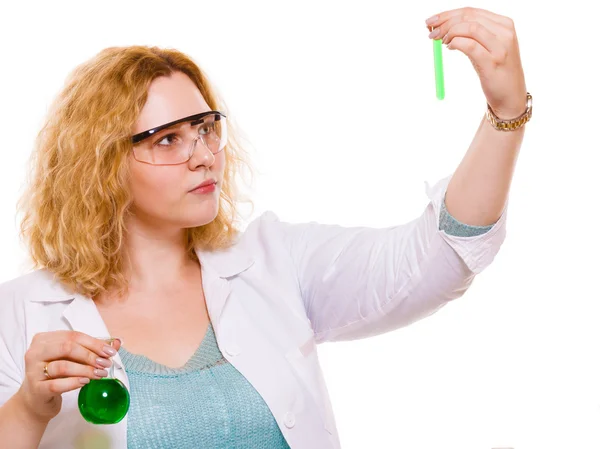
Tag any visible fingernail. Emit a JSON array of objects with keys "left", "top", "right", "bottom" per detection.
[
  {"left": 96, "top": 357, "right": 112, "bottom": 368},
  {"left": 103, "top": 345, "right": 117, "bottom": 356},
  {"left": 428, "top": 28, "right": 440, "bottom": 39},
  {"left": 94, "top": 369, "right": 108, "bottom": 378},
  {"left": 425, "top": 15, "right": 438, "bottom": 25},
  {"left": 80, "top": 378, "right": 90, "bottom": 384}
]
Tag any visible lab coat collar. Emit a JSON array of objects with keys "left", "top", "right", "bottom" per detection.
[
  {"left": 62, "top": 293, "right": 127, "bottom": 372},
  {"left": 27, "top": 270, "right": 76, "bottom": 303},
  {"left": 27, "top": 276, "right": 126, "bottom": 371},
  {"left": 194, "top": 236, "right": 255, "bottom": 279},
  {"left": 25, "top": 238, "right": 255, "bottom": 369},
  {"left": 25, "top": 235, "right": 256, "bottom": 304},
  {"left": 194, "top": 238, "right": 255, "bottom": 323}
]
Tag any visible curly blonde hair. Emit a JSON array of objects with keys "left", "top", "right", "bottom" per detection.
[{"left": 18, "top": 45, "right": 255, "bottom": 299}]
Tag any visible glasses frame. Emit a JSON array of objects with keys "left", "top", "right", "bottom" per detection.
[{"left": 130, "top": 110, "right": 227, "bottom": 166}]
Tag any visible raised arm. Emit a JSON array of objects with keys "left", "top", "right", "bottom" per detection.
[{"left": 270, "top": 173, "right": 507, "bottom": 344}]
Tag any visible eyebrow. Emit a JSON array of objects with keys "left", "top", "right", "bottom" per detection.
[
  {"left": 155, "top": 119, "right": 199, "bottom": 135},
  {"left": 161, "top": 122, "right": 188, "bottom": 132},
  {"left": 132, "top": 110, "right": 223, "bottom": 144}
]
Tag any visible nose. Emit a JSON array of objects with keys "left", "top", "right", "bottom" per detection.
[{"left": 187, "top": 137, "right": 215, "bottom": 170}]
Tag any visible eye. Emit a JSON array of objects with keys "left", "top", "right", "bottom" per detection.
[
  {"left": 155, "top": 133, "right": 181, "bottom": 147},
  {"left": 198, "top": 122, "right": 214, "bottom": 135}
]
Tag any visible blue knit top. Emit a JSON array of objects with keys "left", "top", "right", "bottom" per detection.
[
  {"left": 119, "top": 321, "right": 291, "bottom": 449},
  {"left": 118, "top": 202, "right": 494, "bottom": 447}
]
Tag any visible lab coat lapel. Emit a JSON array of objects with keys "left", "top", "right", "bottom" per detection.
[
  {"left": 195, "top": 241, "right": 255, "bottom": 325},
  {"left": 62, "top": 293, "right": 127, "bottom": 385},
  {"left": 200, "top": 264, "right": 232, "bottom": 326}
]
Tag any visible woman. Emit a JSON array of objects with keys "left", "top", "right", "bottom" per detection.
[{"left": 0, "top": 7, "right": 530, "bottom": 449}]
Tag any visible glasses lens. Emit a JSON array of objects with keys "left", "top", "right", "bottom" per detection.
[
  {"left": 195, "top": 113, "right": 227, "bottom": 155},
  {"left": 133, "top": 112, "right": 227, "bottom": 165}
]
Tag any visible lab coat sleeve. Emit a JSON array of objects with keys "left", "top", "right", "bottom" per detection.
[
  {"left": 273, "top": 174, "right": 508, "bottom": 343},
  {"left": 0, "top": 285, "right": 25, "bottom": 406}
]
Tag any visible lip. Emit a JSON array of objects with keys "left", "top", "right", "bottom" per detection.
[{"left": 189, "top": 179, "right": 217, "bottom": 192}]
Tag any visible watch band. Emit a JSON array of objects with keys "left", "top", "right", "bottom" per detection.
[{"left": 486, "top": 92, "right": 532, "bottom": 131}]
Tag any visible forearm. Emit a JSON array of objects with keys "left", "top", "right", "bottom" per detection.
[
  {"left": 0, "top": 393, "right": 48, "bottom": 449},
  {"left": 444, "top": 113, "right": 525, "bottom": 226}
]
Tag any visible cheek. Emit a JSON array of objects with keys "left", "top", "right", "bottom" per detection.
[
  {"left": 214, "top": 151, "right": 226, "bottom": 176},
  {"left": 129, "top": 163, "right": 183, "bottom": 210}
]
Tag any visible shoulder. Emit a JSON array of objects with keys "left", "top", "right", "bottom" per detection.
[
  {"left": 213, "top": 210, "right": 287, "bottom": 253},
  {"left": 236, "top": 210, "right": 297, "bottom": 257},
  {"left": 0, "top": 270, "right": 77, "bottom": 359},
  {"left": 0, "top": 269, "right": 71, "bottom": 308},
  {"left": 242, "top": 210, "right": 283, "bottom": 233},
  {"left": 196, "top": 210, "right": 292, "bottom": 278},
  {"left": 0, "top": 270, "right": 60, "bottom": 361}
]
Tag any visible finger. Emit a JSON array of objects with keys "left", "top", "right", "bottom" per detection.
[
  {"left": 41, "top": 377, "right": 93, "bottom": 396},
  {"left": 430, "top": 15, "right": 510, "bottom": 42},
  {"left": 43, "top": 360, "right": 109, "bottom": 382},
  {"left": 445, "top": 36, "right": 489, "bottom": 65},
  {"left": 441, "top": 21, "right": 505, "bottom": 57},
  {"left": 35, "top": 331, "right": 117, "bottom": 359},
  {"left": 427, "top": 7, "right": 513, "bottom": 30},
  {"left": 112, "top": 338, "right": 122, "bottom": 352},
  {"left": 40, "top": 333, "right": 116, "bottom": 368}
]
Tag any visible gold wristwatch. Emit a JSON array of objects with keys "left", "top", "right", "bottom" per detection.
[{"left": 486, "top": 92, "right": 532, "bottom": 131}]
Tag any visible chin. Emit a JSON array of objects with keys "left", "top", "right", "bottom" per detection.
[
  {"left": 181, "top": 207, "right": 220, "bottom": 229},
  {"left": 183, "top": 217, "right": 218, "bottom": 229}
]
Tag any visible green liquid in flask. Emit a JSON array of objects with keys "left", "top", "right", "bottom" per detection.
[{"left": 78, "top": 378, "right": 130, "bottom": 424}]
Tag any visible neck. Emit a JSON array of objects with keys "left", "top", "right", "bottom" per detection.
[{"left": 121, "top": 213, "right": 198, "bottom": 292}]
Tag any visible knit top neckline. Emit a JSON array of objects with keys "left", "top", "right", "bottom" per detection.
[{"left": 118, "top": 322, "right": 224, "bottom": 376}]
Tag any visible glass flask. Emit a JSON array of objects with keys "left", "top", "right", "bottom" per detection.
[{"left": 78, "top": 337, "right": 130, "bottom": 424}]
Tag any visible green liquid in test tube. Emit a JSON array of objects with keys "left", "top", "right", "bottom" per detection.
[{"left": 432, "top": 31, "right": 445, "bottom": 100}]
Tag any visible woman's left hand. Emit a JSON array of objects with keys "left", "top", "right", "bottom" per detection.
[{"left": 426, "top": 7, "right": 527, "bottom": 119}]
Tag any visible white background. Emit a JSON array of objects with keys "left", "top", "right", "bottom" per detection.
[{"left": 1, "top": 1, "right": 599, "bottom": 448}]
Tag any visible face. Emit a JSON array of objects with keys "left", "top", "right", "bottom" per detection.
[{"left": 129, "top": 72, "right": 226, "bottom": 231}]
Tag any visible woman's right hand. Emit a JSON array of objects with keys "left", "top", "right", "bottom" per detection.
[{"left": 14, "top": 331, "right": 121, "bottom": 423}]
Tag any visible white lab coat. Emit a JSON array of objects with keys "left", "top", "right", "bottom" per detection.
[{"left": 0, "top": 174, "right": 507, "bottom": 449}]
